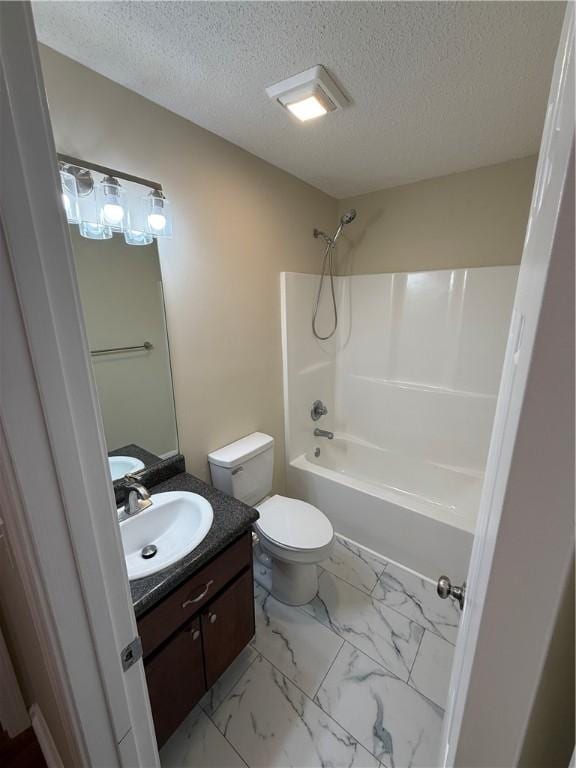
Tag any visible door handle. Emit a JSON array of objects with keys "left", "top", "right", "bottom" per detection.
[{"left": 437, "top": 575, "right": 466, "bottom": 610}]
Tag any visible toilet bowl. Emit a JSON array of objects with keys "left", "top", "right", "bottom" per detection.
[
  {"left": 207, "top": 432, "right": 334, "bottom": 606},
  {"left": 255, "top": 494, "right": 334, "bottom": 605}
]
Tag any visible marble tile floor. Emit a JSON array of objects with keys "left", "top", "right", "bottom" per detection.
[{"left": 161, "top": 534, "right": 459, "bottom": 768}]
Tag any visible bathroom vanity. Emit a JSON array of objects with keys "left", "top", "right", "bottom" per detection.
[{"left": 127, "top": 464, "right": 258, "bottom": 748}]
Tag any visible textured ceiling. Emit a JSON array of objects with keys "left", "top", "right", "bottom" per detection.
[{"left": 33, "top": 1, "right": 564, "bottom": 198}]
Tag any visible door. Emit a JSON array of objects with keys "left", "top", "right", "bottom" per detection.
[
  {"left": 440, "top": 5, "right": 575, "bottom": 766},
  {"left": 201, "top": 569, "right": 255, "bottom": 689}
]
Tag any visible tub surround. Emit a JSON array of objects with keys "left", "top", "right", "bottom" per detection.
[
  {"left": 128, "top": 469, "right": 258, "bottom": 617},
  {"left": 282, "top": 266, "right": 518, "bottom": 579}
]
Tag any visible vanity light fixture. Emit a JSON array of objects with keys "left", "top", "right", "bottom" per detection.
[
  {"left": 265, "top": 65, "right": 348, "bottom": 123},
  {"left": 60, "top": 169, "right": 80, "bottom": 224},
  {"left": 80, "top": 222, "right": 113, "bottom": 240},
  {"left": 145, "top": 189, "right": 173, "bottom": 238},
  {"left": 124, "top": 229, "right": 153, "bottom": 246},
  {"left": 98, "top": 175, "right": 127, "bottom": 230},
  {"left": 57, "top": 155, "right": 171, "bottom": 244}
]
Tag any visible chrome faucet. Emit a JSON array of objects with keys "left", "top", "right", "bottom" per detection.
[
  {"left": 123, "top": 474, "right": 153, "bottom": 517},
  {"left": 314, "top": 428, "right": 334, "bottom": 440}
]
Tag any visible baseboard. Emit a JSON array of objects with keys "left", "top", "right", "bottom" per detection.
[{"left": 29, "top": 704, "right": 64, "bottom": 768}]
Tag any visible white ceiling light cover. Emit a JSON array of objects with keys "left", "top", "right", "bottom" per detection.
[{"left": 266, "top": 65, "right": 347, "bottom": 122}]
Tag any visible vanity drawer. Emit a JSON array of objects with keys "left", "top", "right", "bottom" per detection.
[{"left": 138, "top": 531, "right": 252, "bottom": 658}]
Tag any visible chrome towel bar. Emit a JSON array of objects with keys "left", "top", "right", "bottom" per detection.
[{"left": 91, "top": 341, "right": 153, "bottom": 357}]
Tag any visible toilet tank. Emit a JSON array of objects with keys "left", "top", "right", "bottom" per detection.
[{"left": 208, "top": 432, "right": 274, "bottom": 506}]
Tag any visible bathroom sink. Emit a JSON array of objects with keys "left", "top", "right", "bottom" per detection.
[
  {"left": 109, "top": 455, "right": 145, "bottom": 481},
  {"left": 120, "top": 491, "right": 214, "bottom": 580}
]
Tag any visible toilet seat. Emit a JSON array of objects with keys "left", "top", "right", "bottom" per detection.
[{"left": 255, "top": 495, "right": 333, "bottom": 556}]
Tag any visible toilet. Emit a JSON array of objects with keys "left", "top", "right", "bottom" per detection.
[{"left": 208, "top": 432, "right": 334, "bottom": 605}]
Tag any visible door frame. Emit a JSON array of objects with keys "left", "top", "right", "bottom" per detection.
[
  {"left": 0, "top": 3, "right": 158, "bottom": 765},
  {"left": 0, "top": 1, "right": 573, "bottom": 766},
  {"left": 441, "top": 5, "right": 574, "bottom": 765}
]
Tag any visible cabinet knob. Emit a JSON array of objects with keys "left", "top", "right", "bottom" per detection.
[
  {"left": 209, "top": 613, "right": 217, "bottom": 624},
  {"left": 191, "top": 629, "right": 200, "bottom": 641}
]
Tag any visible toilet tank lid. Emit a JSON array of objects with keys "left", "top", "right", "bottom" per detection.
[{"left": 208, "top": 432, "right": 274, "bottom": 468}]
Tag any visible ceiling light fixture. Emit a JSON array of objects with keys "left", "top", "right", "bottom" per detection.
[{"left": 266, "top": 65, "right": 348, "bottom": 123}]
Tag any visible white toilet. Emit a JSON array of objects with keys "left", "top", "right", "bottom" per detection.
[{"left": 208, "top": 432, "right": 334, "bottom": 605}]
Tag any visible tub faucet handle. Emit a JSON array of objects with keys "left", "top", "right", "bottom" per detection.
[{"left": 311, "top": 400, "right": 328, "bottom": 421}]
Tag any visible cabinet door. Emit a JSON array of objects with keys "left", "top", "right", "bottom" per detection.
[
  {"left": 144, "top": 616, "right": 206, "bottom": 748},
  {"left": 201, "top": 568, "right": 255, "bottom": 689}
]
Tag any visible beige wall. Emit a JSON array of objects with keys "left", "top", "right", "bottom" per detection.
[
  {"left": 518, "top": 556, "right": 575, "bottom": 768},
  {"left": 71, "top": 228, "right": 178, "bottom": 457},
  {"left": 40, "top": 45, "right": 337, "bottom": 490},
  {"left": 336, "top": 156, "right": 537, "bottom": 275},
  {"left": 40, "top": 46, "right": 534, "bottom": 488}
]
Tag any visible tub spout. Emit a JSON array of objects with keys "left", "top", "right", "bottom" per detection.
[{"left": 314, "top": 428, "right": 334, "bottom": 440}]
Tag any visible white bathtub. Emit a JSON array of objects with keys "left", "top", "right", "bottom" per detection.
[{"left": 286, "top": 435, "right": 476, "bottom": 581}]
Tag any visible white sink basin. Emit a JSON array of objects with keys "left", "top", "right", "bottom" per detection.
[
  {"left": 120, "top": 491, "right": 214, "bottom": 580},
  {"left": 109, "top": 455, "right": 145, "bottom": 481}
]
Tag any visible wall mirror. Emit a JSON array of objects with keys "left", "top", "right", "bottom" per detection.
[{"left": 62, "top": 156, "right": 178, "bottom": 483}]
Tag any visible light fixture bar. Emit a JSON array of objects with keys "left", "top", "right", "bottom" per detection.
[{"left": 57, "top": 153, "right": 163, "bottom": 192}]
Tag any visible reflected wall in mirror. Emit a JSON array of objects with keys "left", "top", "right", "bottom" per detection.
[{"left": 69, "top": 205, "right": 178, "bottom": 479}]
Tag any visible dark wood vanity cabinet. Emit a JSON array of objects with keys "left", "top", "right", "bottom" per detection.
[
  {"left": 137, "top": 532, "right": 254, "bottom": 748},
  {"left": 202, "top": 567, "right": 255, "bottom": 688},
  {"left": 145, "top": 616, "right": 205, "bottom": 747}
]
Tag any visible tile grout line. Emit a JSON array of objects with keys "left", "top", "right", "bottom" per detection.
[
  {"left": 256, "top": 579, "right": 345, "bottom": 644},
  {"left": 302, "top": 580, "right": 418, "bottom": 683},
  {"left": 259, "top": 652, "right": 382, "bottom": 766},
  {"left": 206, "top": 712, "right": 251, "bottom": 768},
  {"left": 322, "top": 562, "right": 460, "bottom": 647},
  {"left": 332, "top": 535, "right": 460, "bottom": 644},
  {"left": 202, "top": 658, "right": 259, "bottom": 768},
  {"left": 202, "top": 647, "right": 261, "bottom": 719},
  {"left": 370, "top": 560, "right": 388, "bottom": 597},
  {"left": 311, "top": 636, "right": 346, "bottom": 702},
  {"left": 408, "top": 626, "right": 426, "bottom": 679},
  {"left": 310, "top": 640, "right": 399, "bottom": 766},
  {"left": 209, "top": 647, "right": 380, "bottom": 766}
]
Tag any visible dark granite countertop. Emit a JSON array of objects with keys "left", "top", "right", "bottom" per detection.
[{"left": 129, "top": 471, "right": 259, "bottom": 618}]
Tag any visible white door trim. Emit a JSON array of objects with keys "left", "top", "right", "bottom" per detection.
[
  {"left": 441, "top": 5, "right": 574, "bottom": 766},
  {"left": 0, "top": 3, "right": 158, "bottom": 765}
]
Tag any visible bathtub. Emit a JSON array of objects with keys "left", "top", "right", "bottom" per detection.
[{"left": 286, "top": 435, "right": 476, "bottom": 581}]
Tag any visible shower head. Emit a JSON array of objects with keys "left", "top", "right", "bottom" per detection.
[
  {"left": 313, "top": 208, "right": 357, "bottom": 246},
  {"left": 340, "top": 209, "right": 357, "bottom": 226},
  {"left": 332, "top": 208, "right": 357, "bottom": 244}
]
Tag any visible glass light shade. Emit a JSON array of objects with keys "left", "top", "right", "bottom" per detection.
[
  {"left": 60, "top": 170, "right": 80, "bottom": 223},
  {"left": 79, "top": 222, "right": 113, "bottom": 240},
  {"left": 97, "top": 176, "right": 127, "bottom": 231},
  {"left": 124, "top": 229, "right": 153, "bottom": 246},
  {"left": 74, "top": 171, "right": 100, "bottom": 226},
  {"left": 144, "top": 191, "right": 173, "bottom": 238}
]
